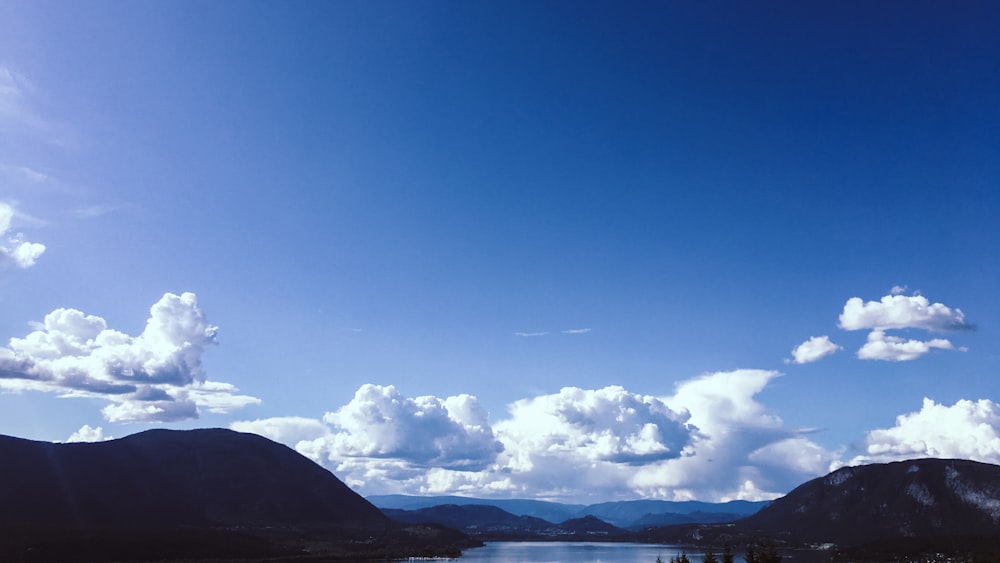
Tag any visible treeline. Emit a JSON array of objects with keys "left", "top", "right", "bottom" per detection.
[{"left": 658, "top": 541, "right": 783, "bottom": 563}]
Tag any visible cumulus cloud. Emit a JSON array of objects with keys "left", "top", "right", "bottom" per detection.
[
  {"left": 786, "top": 336, "right": 841, "bottom": 364},
  {"left": 852, "top": 398, "right": 1000, "bottom": 465},
  {"left": 498, "top": 386, "right": 693, "bottom": 465},
  {"left": 66, "top": 424, "right": 110, "bottom": 443},
  {"left": 301, "top": 384, "right": 503, "bottom": 473},
  {"left": 856, "top": 329, "right": 962, "bottom": 362},
  {"left": 0, "top": 202, "right": 46, "bottom": 268},
  {"left": 235, "top": 371, "right": 841, "bottom": 502},
  {"left": 0, "top": 292, "right": 259, "bottom": 422},
  {"left": 839, "top": 294, "right": 971, "bottom": 332}
]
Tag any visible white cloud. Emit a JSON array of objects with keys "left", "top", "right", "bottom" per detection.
[
  {"left": 320, "top": 384, "right": 502, "bottom": 471},
  {"left": 562, "top": 328, "right": 592, "bottom": 334},
  {"left": 66, "top": 424, "right": 111, "bottom": 443},
  {"left": 0, "top": 202, "right": 45, "bottom": 268},
  {"left": 497, "top": 386, "right": 693, "bottom": 465},
  {"left": 890, "top": 285, "right": 908, "bottom": 295},
  {"left": 856, "top": 329, "right": 961, "bottom": 362},
  {"left": 636, "top": 369, "right": 841, "bottom": 501},
  {"left": 235, "top": 371, "right": 841, "bottom": 502},
  {"left": 786, "top": 336, "right": 841, "bottom": 364},
  {"left": 839, "top": 294, "right": 971, "bottom": 332},
  {"left": 514, "top": 331, "right": 549, "bottom": 337},
  {"left": 0, "top": 292, "right": 259, "bottom": 422},
  {"left": 852, "top": 398, "right": 1000, "bottom": 465}
]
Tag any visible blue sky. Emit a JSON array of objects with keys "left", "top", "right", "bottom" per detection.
[{"left": 1, "top": 1, "right": 998, "bottom": 503}]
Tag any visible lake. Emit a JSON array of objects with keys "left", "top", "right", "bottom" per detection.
[
  {"left": 455, "top": 541, "right": 707, "bottom": 562},
  {"left": 453, "top": 541, "right": 832, "bottom": 563}
]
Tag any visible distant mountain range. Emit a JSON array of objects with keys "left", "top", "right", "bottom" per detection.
[
  {"left": 383, "top": 504, "right": 628, "bottom": 540},
  {"left": 369, "top": 494, "right": 767, "bottom": 529}
]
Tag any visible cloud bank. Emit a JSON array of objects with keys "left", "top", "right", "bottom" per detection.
[
  {"left": 0, "top": 293, "right": 259, "bottom": 422},
  {"left": 0, "top": 202, "right": 45, "bottom": 268},
  {"left": 232, "top": 370, "right": 841, "bottom": 502}
]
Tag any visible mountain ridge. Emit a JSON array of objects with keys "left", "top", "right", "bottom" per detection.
[{"left": 368, "top": 494, "right": 767, "bottom": 528}]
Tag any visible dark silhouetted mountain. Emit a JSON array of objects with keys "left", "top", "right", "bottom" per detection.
[
  {"left": 384, "top": 504, "right": 553, "bottom": 537},
  {"left": 0, "top": 428, "right": 386, "bottom": 528},
  {"left": 642, "top": 458, "right": 1000, "bottom": 551},
  {"left": 368, "top": 494, "right": 766, "bottom": 528},
  {"left": 0, "top": 429, "right": 480, "bottom": 561},
  {"left": 556, "top": 514, "right": 624, "bottom": 536},
  {"left": 734, "top": 458, "right": 1000, "bottom": 546}
]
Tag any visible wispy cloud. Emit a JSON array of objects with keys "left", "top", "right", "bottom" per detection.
[
  {"left": 70, "top": 203, "right": 131, "bottom": 219},
  {"left": 0, "top": 66, "right": 77, "bottom": 147},
  {"left": 515, "top": 328, "right": 592, "bottom": 337}
]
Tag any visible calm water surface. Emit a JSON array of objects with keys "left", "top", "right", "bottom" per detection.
[
  {"left": 452, "top": 541, "right": 831, "bottom": 563},
  {"left": 455, "top": 542, "right": 703, "bottom": 563}
]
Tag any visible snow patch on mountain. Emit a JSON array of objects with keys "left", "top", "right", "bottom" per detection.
[
  {"left": 906, "top": 481, "right": 935, "bottom": 507},
  {"left": 946, "top": 465, "right": 1000, "bottom": 521},
  {"left": 824, "top": 467, "right": 855, "bottom": 487}
]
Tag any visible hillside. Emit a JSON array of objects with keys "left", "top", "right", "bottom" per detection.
[
  {"left": 640, "top": 458, "right": 1000, "bottom": 554},
  {"left": 0, "top": 428, "right": 385, "bottom": 528},
  {"left": 0, "top": 429, "right": 475, "bottom": 561},
  {"left": 736, "top": 458, "right": 1000, "bottom": 546}
]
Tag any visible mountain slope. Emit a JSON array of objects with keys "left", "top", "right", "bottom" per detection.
[
  {"left": 0, "top": 428, "right": 386, "bottom": 528},
  {"left": 735, "top": 458, "right": 1000, "bottom": 546},
  {"left": 384, "top": 504, "right": 553, "bottom": 536}
]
